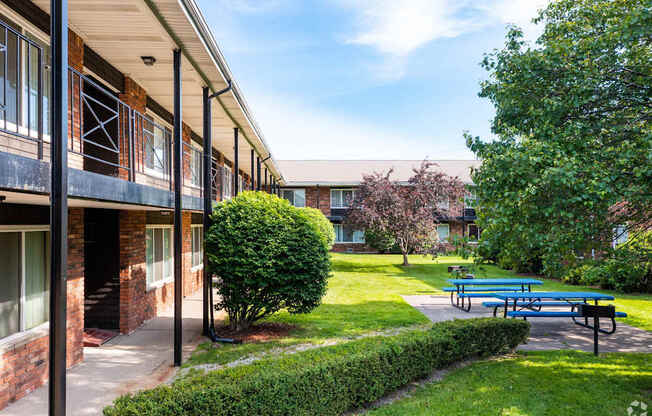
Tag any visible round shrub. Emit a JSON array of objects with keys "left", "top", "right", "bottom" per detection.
[
  {"left": 206, "top": 191, "right": 331, "bottom": 331},
  {"left": 298, "top": 207, "right": 335, "bottom": 250}
]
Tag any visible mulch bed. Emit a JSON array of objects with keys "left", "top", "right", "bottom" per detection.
[{"left": 213, "top": 322, "right": 297, "bottom": 343}]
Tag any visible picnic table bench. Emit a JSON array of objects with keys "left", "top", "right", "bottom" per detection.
[
  {"left": 444, "top": 278, "right": 543, "bottom": 312},
  {"left": 492, "top": 291, "right": 628, "bottom": 355}
]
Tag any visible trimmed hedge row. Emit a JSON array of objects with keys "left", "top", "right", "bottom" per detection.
[{"left": 104, "top": 318, "right": 529, "bottom": 416}]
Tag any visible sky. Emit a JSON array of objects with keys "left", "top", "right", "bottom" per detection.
[{"left": 196, "top": 0, "right": 549, "bottom": 161}]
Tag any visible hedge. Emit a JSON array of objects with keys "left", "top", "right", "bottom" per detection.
[{"left": 104, "top": 318, "right": 529, "bottom": 416}]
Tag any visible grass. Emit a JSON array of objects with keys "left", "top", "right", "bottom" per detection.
[
  {"left": 361, "top": 350, "right": 652, "bottom": 416},
  {"left": 188, "top": 253, "right": 652, "bottom": 367}
]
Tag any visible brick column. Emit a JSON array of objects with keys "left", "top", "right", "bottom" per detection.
[
  {"left": 118, "top": 211, "right": 147, "bottom": 334},
  {"left": 67, "top": 30, "right": 84, "bottom": 169},
  {"left": 67, "top": 208, "right": 85, "bottom": 367}
]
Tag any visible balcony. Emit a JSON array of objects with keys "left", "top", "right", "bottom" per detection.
[{"left": 0, "top": 19, "right": 215, "bottom": 207}]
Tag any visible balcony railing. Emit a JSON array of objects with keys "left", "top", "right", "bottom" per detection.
[{"left": 0, "top": 18, "right": 208, "bottom": 199}]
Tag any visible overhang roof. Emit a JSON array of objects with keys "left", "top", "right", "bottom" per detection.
[
  {"left": 31, "top": 0, "right": 284, "bottom": 184},
  {"left": 277, "top": 160, "right": 480, "bottom": 186}
]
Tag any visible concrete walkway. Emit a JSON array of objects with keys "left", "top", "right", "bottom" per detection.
[
  {"left": 403, "top": 295, "right": 652, "bottom": 353},
  {"left": 2, "top": 291, "right": 220, "bottom": 416}
]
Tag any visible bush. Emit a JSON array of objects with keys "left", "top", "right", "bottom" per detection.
[
  {"left": 364, "top": 228, "right": 398, "bottom": 253},
  {"left": 206, "top": 191, "right": 331, "bottom": 330},
  {"left": 104, "top": 318, "right": 529, "bottom": 416},
  {"left": 298, "top": 207, "right": 335, "bottom": 250}
]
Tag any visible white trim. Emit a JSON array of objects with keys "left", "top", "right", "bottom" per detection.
[
  {"left": 191, "top": 224, "right": 203, "bottom": 270},
  {"left": 0, "top": 5, "right": 49, "bottom": 42},
  {"left": 145, "top": 225, "right": 174, "bottom": 291},
  {"left": 0, "top": 225, "right": 49, "bottom": 232}
]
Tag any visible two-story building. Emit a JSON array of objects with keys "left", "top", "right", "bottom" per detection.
[
  {"left": 0, "top": 0, "right": 285, "bottom": 411},
  {"left": 277, "top": 160, "right": 481, "bottom": 252}
]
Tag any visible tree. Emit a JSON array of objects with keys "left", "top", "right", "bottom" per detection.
[
  {"left": 346, "top": 161, "right": 465, "bottom": 266},
  {"left": 206, "top": 192, "right": 330, "bottom": 331},
  {"left": 467, "top": 0, "right": 651, "bottom": 276}
]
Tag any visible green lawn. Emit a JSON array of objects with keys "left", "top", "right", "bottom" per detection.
[
  {"left": 361, "top": 351, "right": 652, "bottom": 416},
  {"left": 188, "top": 253, "right": 652, "bottom": 366}
]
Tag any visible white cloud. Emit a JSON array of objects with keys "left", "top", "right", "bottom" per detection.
[
  {"left": 250, "top": 92, "right": 474, "bottom": 160},
  {"left": 338, "top": 0, "right": 549, "bottom": 79}
]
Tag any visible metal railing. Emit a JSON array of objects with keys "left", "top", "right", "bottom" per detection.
[
  {"left": 0, "top": 17, "right": 207, "bottom": 196},
  {"left": 0, "top": 21, "right": 44, "bottom": 158}
]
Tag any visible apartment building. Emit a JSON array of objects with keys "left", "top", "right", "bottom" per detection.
[
  {"left": 277, "top": 160, "right": 481, "bottom": 252},
  {"left": 0, "top": 0, "right": 284, "bottom": 411}
]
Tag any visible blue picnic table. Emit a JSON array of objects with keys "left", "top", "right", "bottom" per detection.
[
  {"left": 444, "top": 278, "right": 543, "bottom": 312},
  {"left": 492, "top": 291, "right": 627, "bottom": 355}
]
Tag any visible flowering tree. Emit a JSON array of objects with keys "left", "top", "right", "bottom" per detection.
[{"left": 346, "top": 161, "right": 465, "bottom": 266}]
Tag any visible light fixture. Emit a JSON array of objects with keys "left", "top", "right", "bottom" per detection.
[{"left": 141, "top": 56, "right": 156, "bottom": 66}]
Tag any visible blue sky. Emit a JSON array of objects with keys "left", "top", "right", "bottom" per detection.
[{"left": 196, "top": 0, "right": 548, "bottom": 160}]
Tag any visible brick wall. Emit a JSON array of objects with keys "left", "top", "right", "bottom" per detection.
[
  {"left": 0, "top": 208, "right": 85, "bottom": 410},
  {"left": 118, "top": 77, "right": 147, "bottom": 181},
  {"left": 68, "top": 29, "right": 84, "bottom": 170},
  {"left": 305, "top": 186, "right": 331, "bottom": 216}
]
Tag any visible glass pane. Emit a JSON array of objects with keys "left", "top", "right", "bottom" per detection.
[
  {"left": 343, "top": 226, "right": 354, "bottom": 243},
  {"left": 163, "top": 229, "right": 171, "bottom": 280},
  {"left": 146, "top": 229, "right": 154, "bottom": 285},
  {"left": 331, "top": 190, "right": 341, "bottom": 207},
  {"left": 294, "top": 190, "right": 305, "bottom": 208},
  {"left": 0, "top": 232, "right": 20, "bottom": 338},
  {"left": 437, "top": 225, "right": 449, "bottom": 241},
  {"left": 342, "top": 190, "right": 353, "bottom": 207},
  {"left": 353, "top": 230, "right": 365, "bottom": 243},
  {"left": 154, "top": 229, "right": 163, "bottom": 282},
  {"left": 24, "top": 231, "right": 49, "bottom": 329}
]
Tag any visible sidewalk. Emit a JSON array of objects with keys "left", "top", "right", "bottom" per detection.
[{"left": 2, "top": 291, "right": 220, "bottom": 416}]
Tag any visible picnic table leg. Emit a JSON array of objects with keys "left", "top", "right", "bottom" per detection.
[
  {"left": 584, "top": 298, "right": 589, "bottom": 327},
  {"left": 503, "top": 299, "right": 508, "bottom": 318},
  {"left": 460, "top": 286, "right": 465, "bottom": 309},
  {"left": 593, "top": 314, "right": 600, "bottom": 356}
]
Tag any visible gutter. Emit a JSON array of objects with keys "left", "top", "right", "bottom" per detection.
[{"left": 142, "top": 0, "right": 284, "bottom": 185}]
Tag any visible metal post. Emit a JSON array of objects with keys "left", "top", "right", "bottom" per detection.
[
  {"left": 264, "top": 168, "right": 268, "bottom": 193},
  {"left": 172, "top": 48, "right": 183, "bottom": 367},
  {"left": 201, "top": 86, "right": 211, "bottom": 337},
  {"left": 250, "top": 149, "right": 255, "bottom": 191},
  {"left": 233, "top": 128, "right": 239, "bottom": 196},
  {"left": 49, "top": 0, "right": 68, "bottom": 414},
  {"left": 256, "top": 157, "right": 261, "bottom": 191}
]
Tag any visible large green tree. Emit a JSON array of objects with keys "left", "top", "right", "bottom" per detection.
[{"left": 467, "top": 0, "right": 651, "bottom": 275}]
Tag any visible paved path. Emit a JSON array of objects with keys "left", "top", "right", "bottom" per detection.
[
  {"left": 403, "top": 295, "right": 652, "bottom": 353},
  {"left": 2, "top": 291, "right": 223, "bottom": 416}
]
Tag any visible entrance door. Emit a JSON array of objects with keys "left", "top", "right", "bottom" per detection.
[{"left": 84, "top": 209, "right": 120, "bottom": 330}]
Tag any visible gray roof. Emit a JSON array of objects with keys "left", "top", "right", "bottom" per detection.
[{"left": 277, "top": 160, "right": 480, "bottom": 186}]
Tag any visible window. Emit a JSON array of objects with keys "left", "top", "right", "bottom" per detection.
[
  {"left": 0, "top": 13, "right": 51, "bottom": 140},
  {"left": 437, "top": 224, "right": 450, "bottom": 242},
  {"left": 436, "top": 198, "right": 449, "bottom": 211},
  {"left": 0, "top": 229, "right": 50, "bottom": 340},
  {"left": 222, "top": 166, "right": 232, "bottom": 199},
  {"left": 281, "top": 189, "right": 305, "bottom": 207},
  {"left": 613, "top": 225, "right": 628, "bottom": 247},
  {"left": 146, "top": 226, "right": 173, "bottom": 289},
  {"left": 189, "top": 144, "right": 202, "bottom": 187},
  {"left": 331, "top": 189, "right": 356, "bottom": 208},
  {"left": 468, "top": 224, "right": 480, "bottom": 241},
  {"left": 144, "top": 117, "right": 170, "bottom": 177},
  {"left": 191, "top": 225, "right": 203, "bottom": 268},
  {"left": 333, "top": 224, "right": 365, "bottom": 243},
  {"left": 464, "top": 193, "right": 476, "bottom": 209}
]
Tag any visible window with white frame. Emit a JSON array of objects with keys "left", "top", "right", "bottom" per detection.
[
  {"left": 0, "top": 228, "right": 50, "bottom": 340},
  {"left": 436, "top": 198, "right": 449, "bottom": 211},
  {"left": 281, "top": 189, "right": 305, "bottom": 207},
  {"left": 468, "top": 224, "right": 480, "bottom": 241},
  {"left": 222, "top": 165, "right": 232, "bottom": 199},
  {"left": 331, "top": 189, "right": 356, "bottom": 208},
  {"left": 437, "top": 224, "right": 450, "bottom": 242},
  {"left": 144, "top": 115, "right": 170, "bottom": 177},
  {"left": 191, "top": 225, "right": 203, "bottom": 268},
  {"left": 0, "top": 12, "right": 52, "bottom": 140},
  {"left": 612, "top": 225, "right": 628, "bottom": 247},
  {"left": 333, "top": 224, "right": 365, "bottom": 243},
  {"left": 189, "top": 143, "right": 202, "bottom": 187},
  {"left": 145, "top": 225, "right": 173, "bottom": 289},
  {"left": 464, "top": 193, "right": 476, "bottom": 208}
]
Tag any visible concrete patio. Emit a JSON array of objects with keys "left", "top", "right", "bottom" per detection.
[
  {"left": 403, "top": 295, "right": 652, "bottom": 353},
  {"left": 2, "top": 291, "right": 221, "bottom": 416}
]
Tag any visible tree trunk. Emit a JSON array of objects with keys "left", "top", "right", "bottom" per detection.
[{"left": 402, "top": 251, "right": 409, "bottom": 266}]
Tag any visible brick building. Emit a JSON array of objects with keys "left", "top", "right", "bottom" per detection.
[
  {"left": 277, "top": 160, "right": 481, "bottom": 252},
  {"left": 0, "top": 0, "right": 284, "bottom": 410}
]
